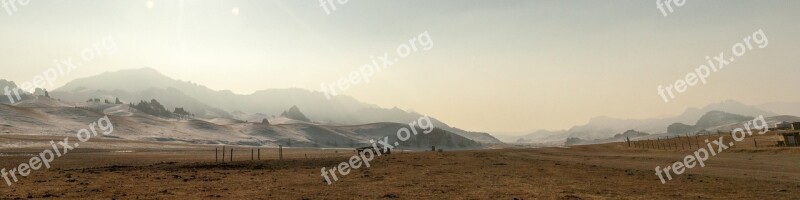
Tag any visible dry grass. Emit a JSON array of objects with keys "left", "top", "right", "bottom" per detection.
[{"left": 0, "top": 137, "right": 799, "bottom": 199}]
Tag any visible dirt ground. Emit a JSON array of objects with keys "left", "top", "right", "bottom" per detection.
[{"left": 0, "top": 138, "right": 799, "bottom": 199}]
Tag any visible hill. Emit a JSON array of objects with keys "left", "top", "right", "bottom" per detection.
[
  {"left": 667, "top": 111, "right": 752, "bottom": 134},
  {"left": 280, "top": 105, "right": 311, "bottom": 122},
  {"left": 514, "top": 100, "right": 778, "bottom": 145},
  {"left": 0, "top": 99, "right": 482, "bottom": 150},
  {"left": 47, "top": 68, "right": 503, "bottom": 144}
]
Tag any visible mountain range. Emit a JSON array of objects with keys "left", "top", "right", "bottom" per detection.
[
  {"left": 3, "top": 68, "right": 798, "bottom": 147},
  {"left": 506, "top": 100, "right": 794, "bottom": 145},
  {"left": 0, "top": 96, "right": 482, "bottom": 150},
  {"left": 5, "top": 68, "right": 502, "bottom": 145}
]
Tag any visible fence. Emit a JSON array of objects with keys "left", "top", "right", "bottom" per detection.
[
  {"left": 625, "top": 131, "right": 785, "bottom": 150},
  {"left": 213, "top": 145, "right": 357, "bottom": 163}
]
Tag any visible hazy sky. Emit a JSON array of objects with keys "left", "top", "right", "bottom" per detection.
[{"left": 1, "top": 0, "right": 798, "bottom": 133}]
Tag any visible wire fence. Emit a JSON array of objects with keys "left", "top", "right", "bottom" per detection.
[{"left": 624, "top": 131, "right": 788, "bottom": 150}]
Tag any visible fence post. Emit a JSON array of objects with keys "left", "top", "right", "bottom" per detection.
[
  {"left": 753, "top": 138, "right": 758, "bottom": 148},
  {"left": 658, "top": 138, "right": 663, "bottom": 150},
  {"left": 652, "top": 139, "right": 656, "bottom": 149},
  {"left": 671, "top": 138, "right": 675, "bottom": 150},
  {"left": 673, "top": 139, "right": 678, "bottom": 150},
  {"left": 681, "top": 139, "right": 685, "bottom": 150},
  {"left": 279, "top": 145, "right": 283, "bottom": 160},
  {"left": 252, "top": 149, "right": 254, "bottom": 161},
  {"left": 668, "top": 138, "right": 672, "bottom": 150},
  {"left": 695, "top": 135, "right": 700, "bottom": 148},
  {"left": 685, "top": 134, "right": 690, "bottom": 150},
  {"left": 650, "top": 137, "right": 658, "bottom": 149},
  {"left": 215, "top": 148, "right": 218, "bottom": 162},
  {"left": 664, "top": 137, "right": 672, "bottom": 150},
  {"left": 222, "top": 146, "right": 226, "bottom": 163},
  {"left": 230, "top": 148, "right": 233, "bottom": 162},
  {"left": 258, "top": 148, "right": 261, "bottom": 160},
  {"left": 657, "top": 138, "right": 662, "bottom": 150}
]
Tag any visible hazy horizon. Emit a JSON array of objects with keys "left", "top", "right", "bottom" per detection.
[{"left": 2, "top": 0, "right": 799, "bottom": 133}]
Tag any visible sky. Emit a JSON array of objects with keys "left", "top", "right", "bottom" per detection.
[{"left": 0, "top": 0, "right": 798, "bottom": 134}]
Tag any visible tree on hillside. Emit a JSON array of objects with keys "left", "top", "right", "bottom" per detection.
[
  {"left": 114, "top": 97, "right": 122, "bottom": 104},
  {"left": 173, "top": 107, "right": 191, "bottom": 120},
  {"left": 132, "top": 99, "right": 173, "bottom": 118},
  {"left": 565, "top": 137, "right": 584, "bottom": 146}
]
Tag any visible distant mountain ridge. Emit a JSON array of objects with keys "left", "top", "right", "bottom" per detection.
[
  {"left": 667, "top": 111, "right": 753, "bottom": 134},
  {"left": 46, "top": 68, "right": 503, "bottom": 144},
  {"left": 511, "top": 100, "right": 780, "bottom": 145},
  {"left": 0, "top": 98, "right": 482, "bottom": 150}
]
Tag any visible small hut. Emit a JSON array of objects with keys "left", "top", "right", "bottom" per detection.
[
  {"left": 791, "top": 122, "right": 800, "bottom": 130},
  {"left": 780, "top": 132, "right": 800, "bottom": 147}
]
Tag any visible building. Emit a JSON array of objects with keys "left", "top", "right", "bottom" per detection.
[
  {"left": 792, "top": 122, "right": 800, "bottom": 130},
  {"left": 775, "top": 121, "right": 792, "bottom": 130},
  {"left": 780, "top": 132, "right": 800, "bottom": 147}
]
